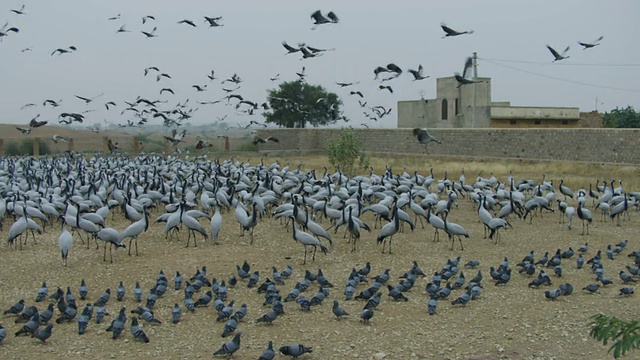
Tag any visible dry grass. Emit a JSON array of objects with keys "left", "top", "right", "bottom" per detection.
[{"left": 0, "top": 155, "right": 639, "bottom": 360}]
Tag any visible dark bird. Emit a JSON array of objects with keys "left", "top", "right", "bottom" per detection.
[
  {"left": 142, "top": 15, "right": 155, "bottom": 24},
  {"left": 546, "top": 45, "right": 570, "bottom": 62},
  {"left": 378, "top": 85, "right": 393, "bottom": 93},
  {"left": 104, "top": 101, "right": 117, "bottom": 110},
  {"left": 177, "top": 19, "right": 197, "bottom": 27},
  {"left": 144, "top": 66, "right": 160, "bottom": 76},
  {"left": 280, "top": 344, "right": 313, "bottom": 358},
  {"left": 349, "top": 91, "right": 364, "bottom": 98},
  {"left": 583, "top": 283, "right": 600, "bottom": 293},
  {"left": 141, "top": 27, "right": 158, "bottom": 38},
  {"left": 3, "top": 299, "right": 25, "bottom": 315},
  {"left": 408, "top": 64, "right": 429, "bottom": 81},
  {"left": 10, "top": 5, "right": 26, "bottom": 15},
  {"left": 282, "top": 41, "right": 301, "bottom": 54},
  {"left": 116, "top": 24, "right": 129, "bottom": 33},
  {"left": 160, "top": 88, "right": 175, "bottom": 95},
  {"left": 29, "top": 114, "right": 47, "bottom": 128},
  {"left": 75, "top": 93, "right": 102, "bottom": 104},
  {"left": 578, "top": 36, "right": 604, "bottom": 50},
  {"left": 413, "top": 128, "right": 441, "bottom": 155},
  {"left": 454, "top": 57, "right": 479, "bottom": 87},
  {"left": 253, "top": 136, "right": 279, "bottom": 145},
  {"left": 107, "top": 13, "right": 120, "bottom": 21},
  {"left": 441, "top": 23, "right": 474, "bottom": 38},
  {"left": 204, "top": 16, "right": 223, "bottom": 27},
  {"left": 15, "top": 126, "right": 31, "bottom": 135},
  {"left": 310, "top": 10, "right": 339, "bottom": 29},
  {"left": 360, "top": 308, "right": 374, "bottom": 323},
  {"left": 0, "top": 23, "right": 20, "bottom": 39},
  {"left": 32, "top": 324, "right": 53, "bottom": 344},
  {"left": 213, "top": 332, "right": 241, "bottom": 357},
  {"left": 130, "top": 317, "right": 149, "bottom": 343},
  {"left": 51, "top": 46, "right": 77, "bottom": 56},
  {"left": 258, "top": 341, "right": 276, "bottom": 360}
]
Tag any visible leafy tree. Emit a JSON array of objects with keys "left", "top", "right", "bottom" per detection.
[
  {"left": 589, "top": 314, "right": 640, "bottom": 358},
  {"left": 326, "top": 129, "right": 369, "bottom": 176},
  {"left": 264, "top": 81, "right": 342, "bottom": 128},
  {"left": 5, "top": 139, "right": 50, "bottom": 156},
  {"left": 602, "top": 106, "right": 640, "bottom": 128}
]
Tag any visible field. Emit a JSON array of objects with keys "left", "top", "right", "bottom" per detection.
[{"left": 0, "top": 154, "right": 639, "bottom": 360}]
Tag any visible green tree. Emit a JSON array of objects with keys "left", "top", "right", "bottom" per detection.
[
  {"left": 589, "top": 314, "right": 640, "bottom": 358},
  {"left": 264, "top": 81, "right": 342, "bottom": 128},
  {"left": 602, "top": 106, "right": 640, "bottom": 128},
  {"left": 326, "top": 129, "right": 369, "bottom": 176},
  {"left": 5, "top": 139, "right": 50, "bottom": 156}
]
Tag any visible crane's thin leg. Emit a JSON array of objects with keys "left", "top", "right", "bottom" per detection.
[
  {"left": 459, "top": 236, "right": 464, "bottom": 250},
  {"left": 135, "top": 237, "right": 139, "bottom": 255},
  {"left": 103, "top": 241, "right": 108, "bottom": 261},
  {"left": 129, "top": 239, "right": 133, "bottom": 256},
  {"left": 389, "top": 238, "right": 393, "bottom": 254}
]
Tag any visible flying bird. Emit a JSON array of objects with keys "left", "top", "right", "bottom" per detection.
[
  {"left": 177, "top": 19, "right": 197, "bottom": 27},
  {"left": 378, "top": 85, "right": 393, "bottom": 93},
  {"left": 310, "top": 10, "right": 339, "bottom": 29},
  {"left": 408, "top": 64, "right": 429, "bottom": 81},
  {"left": 441, "top": 23, "right": 474, "bottom": 38},
  {"left": 107, "top": 13, "right": 120, "bottom": 21},
  {"left": 207, "top": 70, "right": 217, "bottom": 81},
  {"left": 116, "top": 25, "right": 129, "bottom": 33},
  {"left": 192, "top": 84, "right": 207, "bottom": 92},
  {"left": 454, "top": 57, "right": 480, "bottom": 87},
  {"left": 204, "top": 16, "right": 223, "bottom": 27},
  {"left": 578, "top": 36, "right": 604, "bottom": 50},
  {"left": 52, "top": 135, "right": 69, "bottom": 144},
  {"left": 104, "top": 101, "right": 117, "bottom": 110},
  {"left": 16, "top": 126, "right": 31, "bottom": 135},
  {"left": 141, "top": 27, "right": 158, "bottom": 38},
  {"left": 0, "top": 23, "right": 19, "bottom": 39},
  {"left": 142, "top": 15, "right": 155, "bottom": 24},
  {"left": 270, "top": 73, "right": 280, "bottom": 81},
  {"left": 10, "top": 5, "right": 26, "bottom": 15},
  {"left": 253, "top": 136, "right": 279, "bottom": 145},
  {"left": 160, "top": 88, "right": 175, "bottom": 95},
  {"left": 546, "top": 45, "right": 570, "bottom": 62},
  {"left": 282, "top": 41, "right": 301, "bottom": 54},
  {"left": 51, "top": 46, "right": 77, "bottom": 56},
  {"left": 413, "top": 128, "right": 442, "bottom": 155},
  {"left": 349, "top": 91, "right": 364, "bottom": 98},
  {"left": 75, "top": 93, "right": 103, "bottom": 104}
]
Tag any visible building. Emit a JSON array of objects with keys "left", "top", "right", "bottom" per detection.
[{"left": 397, "top": 76, "right": 581, "bottom": 128}]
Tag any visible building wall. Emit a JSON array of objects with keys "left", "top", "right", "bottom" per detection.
[
  {"left": 579, "top": 111, "right": 604, "bottom": 128},
  {"left": 491, "top": 106, "right": 580, "bottom": 120},
  {"left": 255, "top": 128, "right": 640, "bottom": 164}
]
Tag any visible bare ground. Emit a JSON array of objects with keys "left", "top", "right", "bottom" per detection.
[{"left": 0, "top": 160, "right": 639, "bottom": 360}]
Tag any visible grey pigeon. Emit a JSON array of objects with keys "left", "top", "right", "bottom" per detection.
[
  {"left": 15, "top": 313, "right": 40, "bottom": 336},
  {"left": 583, "top": 283, "right": 600, "bottom": 293},
  {"left": 0, "top": 324, "right": 6, "bottom": 344},
  {"left": 451, "top": 271, "right": 466, "bottom": 290},
  {"left": 146, "top": 293, "right": 158, "bottom": 309},
  {"left": 171, "top": 304, "right": 182, "bottom": 324},
  {"left": 387, "top": 285, "right": 408, "bottom": 301},
  {"left": 344, "top": 285, "right": 355, "bottom": 301},
  {"left": 106, "top": 307, "right": 127, "bottom": 339},
  {"left": 50, "top": 287, "right": 63, "bottom": 302},
  {"left": 247, "top": 271, "right": 260, "bottom": 288},
  {"left": 332, "top": 300, "right": 349, "bottom": 320},
  {"left": 559, "top": 283, "right": 574, "bottom": 296},
  {"left": 184, "top": 294, "right": 195, "bottom": 312},
  {"left": 174, "top": 271, "right": 183, "bottom": 290},
  {"left": 184, "top": 282, "right": 195, "bottom": 297},
  {"left": 285, "top": 288, "right": 300, "bottom": 302},
  {"left": 364, "top": 292, "right": 382, "bottom": 310},
  {"left": 451, "top": 290, "right": 471, "bottom": 306},
  {"left": 317, "top": 269, "right": 334, "bottom": 288},
  {"left": 310, "top": 288, "right": 329, "bottom": 306},
  {"left": 140, "top": 309, "right": 162, "bottom": 325},
  {"left": 216, "top": 300, "right": 235, "bottom": 322},
  {"left": 32, "top": 323, "right": 53, "bottom": 343},
  {"left": 16, "top": 305, "right": 38, "bottom": 323},
  {"left": 464, "top": 260, "right": 480, "bottom": 268},
  {"left": 236, "top": 264, "right": 249, "bottom": 280},
  {"left": 272, "top": 267, "right": 285, "bottom": 285},
  {"left": 619, "top": 271, "right": 637, "bottom": 283},
  {"left": 35, "top": 282, "right": 48, "bottom": 302},
  {"left": 232, "top": 304, "right": 247, "bottom": 322},
  {"left": 256, "top": 310, "right": 278, "bottom": 324},
  {"left": 296, "top": 296, "right": 311, "bottom": 311},
  {"left": 196, "top": 291, "right": 213, "bottom": 307},
  {"left": 227, "top": 276, "right": 237, "bottom": 288},
  {"left": 578, "top": 242, "right": 588, "bottom": 253},
  {"left": 360, "top": 308, "right": 374, "bottom": 323},
  {"left": 78, "top": 305, "right": 92, "bottom": 335},
  {"left": 38, "top": 303, "right": 55, "bottom": 324},
  {"left": 619, "top": 286, "right": 634, "bottom": 296},
  {"left": 3, "top": 299, "right": 25, "bottom": 315},
  {"left": 221, "top": 314, "right": 239, "bottom": 337},
  {"left": 134, "top": 281, "right": 143, "bottom": 302},
  {"left": 280, "top": 344, "right": 313, "bottom": 358},
  {"left": 626, "top": 265, "right": 640, "bottom": 276},
  {"left": 94, "top": 288, "right": 111, "bottom": 306},
  {"left": 576, "top": 254, "right": 584, "bottom": 269},
  {"left": 117, "top": 281, "right": 126, "bottom": 301},
  {"left": 601, "top": 277, "right": 614, "bottom": 287},
  {"left": 55, "top": 304, "right": 77, "bottom": 323},
  {"left": 427, "top": 296, "right": 438, "bottom": 315},
  {"left": 213, "top": 332, "right": 241, "bottom": 357},
  {"left": 95, "top": 305, "right": 108, "bottom": 324},
  {"left": 373, "top": 269, "right": 391, "bottom": 284},
  {"left": 130, "top": 317, "right": 149, "bottom": 343},
  {"left": 544, "top": 288, "right": 562, "bottom": 300},
  {"left": 358, "top": 262, "right": 371, "bottom": 277},
  {"left": 554, "top": 265, "right": 562, "bottom": 277},
  {"left": 258, "top": 341, "right": 276, "bottom": 360},
  {"left": 281, "top": 265, "right": 293, "bottom": 278},
  {"left": 65, "top": 287, "right": 77, "bottom": 309},
  {"left": 79, "top": 279, "right": 89, "bottom": 300}
]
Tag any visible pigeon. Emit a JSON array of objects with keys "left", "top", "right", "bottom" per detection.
[
  {"left": 297, "top": 296, "right": 311, "bottom": 311},
  {"left": 171, "top": 304, "right": 182, "bottom": 324},
  {"left": 32, "top": 323, "right": 53, "bottom": 343},
  {"left": 77, "top": 305, "right": 92, "bottom": 335},
  {"left": 576, "top": 254, "right": 584, "bottom": 269},
  {"left": 0, "top": 325, "right": 5, "bottom": 344},
  {"left": 184, "top": 294, "right": 195, "bottom": 312},
  {"left": 15, "top": 306, "right": 38, "bottom": 323},
  {"left": 427, "top": 296, "right": 438, "bottom": 315},
  {"left": 94, "top": 288, "right": 111, "bottom": 306},
  {"left": 213, "top": 332, "right": 241, "bottom": 357},
  {"left": 464, "top": 260, "right": 480, "bottom": 268},
  {"left": 272, "top": 267, "right": 285, "bottom": 285},
  {"left": 559, "top": 283, "right": 574, "bottom": 296},
  {"left": 544, "top": 288, "right": 562, "bottom": 300},
  {"left": 281, "top": 265, "right": 293, "bottom": 278},
  {"left": 373, "top": 269, "right": 391, "bottom": 284},
  {"left": 332, "top": 300, "right": 349, "bottom": 320},
  {"left": 284, "top": 288, "right": 300, "bottom": 302},
  {"left": 280, "top": 344, "right": 313, "bottom": 358},
  {"left": 3, "top": 299, "right": 25, "bottom": 315},
  {"left": 232, "top": 304, "right": 248, "bottom": 322},
  {"left": 358, "top": 262, "right": 372, "bottom": 277},
  {"left": 55, "top": 303, "right": 77, "bottom": 323},
  {"left": 79, "top": 279, "right": 89, "bottom": 300},
  {"left": 117, "top": 281, "right": 126, "bottom": 301},
  {"left": 139, "top": 308, "right": 162, "bottom": 325},
  {"left": 106, "top": 307, "right": 127, "bottom": 339},
  {"left": 130, "top": 317, "right": 149, "bottom": 343},
  {"left": 619, "top": 271, "right": 637, "bottom": 283},
  {"left": 258, "top": 341, "right": 276, "bottom": 360},
  {"left": 95, "top": 305, "right": 108, "bottom": 324},
  {"left": 221, "top": 314, "right": 239, "bottom": 338},
  {"left": 387, "top": 285, "right": 409, "bottom": 301},
  {"left": 256, "top": 310, "right": 278, "bottom": 325},
  {"left": 37, "top": 303, "right": 55, "bottom": 325},
  {"left": 35, "top": 282, "right": 48, "bottom": 302},
  {"left": 601, "top": 277, "right": 614, "bottom": 287},
  {"left": 317, "top": 269, "right": 334, "bottom": 288},
  {"left": 619, "top": 286, "right": 634, "bottom": 296},
  {"left": 583, "top": 283, "right": 600, "bottom": 294},
  {"left": 65, "top": 287, "right": 77, "bottom": 309},
  {"left": 15, "top": 313, "right": 40, "bottom": 336},
  {"left": 134, "top": 282, "right": 143, "bottom": 302},
  {"left": 578, "top": 243, "right": 588, "bottom": 253},
  {"left": 451, "top": 290, "right": 471, "bottom": 306},
  {"left": 247, "top": 271, "right": 260, "bottom": 288},
  {"left": 360, "top": 308, "right": 374, "bottom": 323},
  {"left": 216, "top": 300, "right": 235, "bottom": 322},
  {"left": 196, "top": 290, "right": 213, "bottom": 307}
]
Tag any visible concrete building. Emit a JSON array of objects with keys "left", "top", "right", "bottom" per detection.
[{"left": 397, "top": 76, "right": 581, "bottom": 128}]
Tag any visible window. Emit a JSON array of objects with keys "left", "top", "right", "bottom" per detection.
[
  {"left": 454, "top": 98, "right": 459, "bottom": 115},
  {"left": 534, "top": 120, "right": 541, "bottom": 125},
  {"left": 441, "top": 99, "right": 448, "bottom": 120},
  {"left": 509, "top": 120, "right": 516, "bottom": 125},
  {"left": 562, "top": 120, "right": 568, "bottom": 125}
]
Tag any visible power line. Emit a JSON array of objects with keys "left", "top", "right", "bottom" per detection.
[
  {"left": 478, "top": 57, "right": 640, "bottom": 67},
  {"left": 480, "top": 58, "right": 640, "bottom": 93}
]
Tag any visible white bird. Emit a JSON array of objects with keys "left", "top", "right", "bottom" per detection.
[
  {"left": 291, "top": 217, "right": 328, "bottom": 264},
  {"left": 96, "top": 227, "right": 126, "bottom": 263},
  {"left": 210, "top": 206, "right": 222, "bottom": 244},
  {"left": 119, "top": 207, "right": 149, "bottom": 256},
  {"left": 59, "top": 224, "right": 73, "bottom": 266},
  {"left": 443, "top": 209, "right": 469, "bottom": 250},
  {"left": 376, "top": 200, "right": 400, "bottom": 254}
]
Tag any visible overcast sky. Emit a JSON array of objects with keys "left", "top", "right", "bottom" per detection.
[{"left": 1, "top": 0, "right": 638, "bottom": 130}]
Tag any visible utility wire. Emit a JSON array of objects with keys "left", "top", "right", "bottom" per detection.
[
  {"left": 480, "top": 58, "right": 640, "bottom": 93},
  {"left": 478, "top": 57, "right": 640, "bottom": 67}
]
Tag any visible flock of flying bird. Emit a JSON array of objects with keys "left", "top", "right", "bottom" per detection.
[
  {"left": 0, "top": 151, "right": 638, "bottom": 355},
  {"left": 3, "top": 5, "right": 605, "bottom": 149}
]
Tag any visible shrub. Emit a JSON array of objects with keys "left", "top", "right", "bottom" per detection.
[
  {"left": 325, "top": 129, "right": 370, "bottom": 176},
  {"left": 4, "top": 139, "right": 50, "bottom": 156}
]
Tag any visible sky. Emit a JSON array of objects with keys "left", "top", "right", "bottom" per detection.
[{"left": 1, "top": 0, "right": 639, "bottom": 130}]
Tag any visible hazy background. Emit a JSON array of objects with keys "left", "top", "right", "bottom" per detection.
[{"left": 1, "top": 0, "right": 638, "bottom": 130}]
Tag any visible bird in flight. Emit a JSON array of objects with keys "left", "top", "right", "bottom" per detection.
[
  {"left": 51, "top": 46, "right": 77, "bottom": 56},
  {"left": 349, "top": 91, "right": 364, "bottom": 98},
  {"left": 282, "top": 41, "right": 301, "bottom": 55},
  {"left": 310, "top": 10, "right": 339, "bottom": 30},
  {"left": 204, "top": 16, "right": 223, "bottom": 27},
  {"left": 192, "top": 85, "right": 207, "bottom": 92},
  {"left": 177, "top": 19, "right": 197, "bottom": 28},
  {"left": 378, "top": 85, "right": 393, "bottom": 93},
  {"left": 408, "top": 64, "right": 429, "bottom": 81},
  {"left": 0, "top": 23, "right": 20, "bottom": 39},
  {"left": 270, "top": 73, "right": 280, "bottom": 81},
  {"left": 116, "top": 25, "right": 130, "bottom": 33},
  {"left": 546, "top": 44, "right": 570, "bottom": 62},
  {"left": 108, "top": 13, "right": 120, "bottom": 21},
  {"left": 75, "top": 93, "right": 104, "bottom": 104},
  {"left": 578, "top": 36, "right": 604, "bottom": 50},
  {"left": 141, "top": 27, "right": 158, "bottom": 38},
  {"left": 253, "top": 136, "right": 279, "bottom": 145},
  {"left": 52, "top": 135, "right": 69, "bottom": 144},
  {"left": 441, "top": 23, "right": 474, "bottom": 38},
  {"left": 29, "top": 114, "right": 47, "bottom": 128},
  {"left": 454, "top": 57, "right": 480, "bottom": 87},
  {"left": 336, "top": 81, "right": 359, "bottom": 88},
  {"left": 160, "top": 88, "right": 175, "bottom": 95},
  {"left": 144, "top": 66, "right": 160, "bottom": 76},
  {"left": 413, "top": 128, "right": 442, "bottom": 155},
  {"left": 10, "top": 5, "right": 26, "bottom": 15},
  {"left": 15, "top": 126, "right": 31, "bottom": 135},
  {"left": 142, "top": 15, "right": 155, "bottom": 24},
  {"left": 207, "top": 70, "right": 216, "bottom": 81}
]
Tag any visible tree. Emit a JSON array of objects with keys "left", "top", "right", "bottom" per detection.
[
  {"left": 602, "top": 106, "right": 640, "bottom": 128},
  {"left": 589, "top": 314, "right": 640, "bottom": 358},
  {"left": 264, "top": 81, "right": 342, "bottom": 128},
  {"left": 326, "top": 129, "right": 369, "bottom": 177}
]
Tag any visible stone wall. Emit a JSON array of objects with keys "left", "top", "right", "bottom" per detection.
[{"left": 256, "top": 128, "right": 640, "bottom": 165}]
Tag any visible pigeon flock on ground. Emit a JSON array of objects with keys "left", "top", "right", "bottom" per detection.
[{"left": 0, "top": 151, "right": 638, "bottom": 357}]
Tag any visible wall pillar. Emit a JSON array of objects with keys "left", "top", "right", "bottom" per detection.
[
  {"left": 67, "top": 138, "right": 75, "bottom": 152},
  {"left": 0, "top": 139, "right": 4, "bottom": 156},
  {"left": 103, "top": 137, "right": 109, "bottom": 153},
  {"left": 33, "top": 138, "right": 40, "bottom": 156},
  {"left": 133, "top": 136, "right": 140, "bottom": 154},
  {"left": 224, "top": 137, "right": 230, "bottom": 152},
  {"left": 164, "top": 139, "right": 171, "bottom": 154}
]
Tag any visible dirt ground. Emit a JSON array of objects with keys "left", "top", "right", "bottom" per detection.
[{"left": 0, "top": 158, "right": 639, "bottom": 360}]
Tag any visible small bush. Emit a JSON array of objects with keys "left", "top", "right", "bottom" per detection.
[
  {"left": 325, "top": 129, "right": 370, "bottom": 176},
  {"left": 4, "top": 139, "right": 50, "bottom": 156}
]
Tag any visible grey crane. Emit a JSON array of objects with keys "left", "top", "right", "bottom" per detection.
[
  {"left": 441, "top": 23, "right": 474, "bottom": 38},
  {"left": 546, "top": 44, "right": 570, "bottom": 62},
  {"left": 443, "top": 209, "right": 469, "bottom": 250},
  {"left": 291, "top": 216, "right": 328, "bottom": 264},
  {"left": 376, "top": 198, "right": 400, "bottom": 254},
  {"left": 578, "top": 36, "right": 603, "bottom": 50},
  {"left": 119, "top": 207, "right": 149, "bottom": 255},
  {"left": 58, "top": 224, "right": 73, "bottom": 266},
  {"left": 413, "top": 128, "right": 441, "bottom": 155}
]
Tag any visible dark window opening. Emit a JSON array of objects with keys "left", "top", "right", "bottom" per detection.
[
  {"left": 534, "top": 120, "right": 541, "bottom": 125},
  {"left": 454, "top": 98, "right": 459, "bottom": 115},
  {"left": 561, "top": 120, "right": 568, "bottom": 125},
  {"left": 441, "top": 99, "right": 448, "bottom": 120},
  {"left": 509, "top": 120, "right": 516, "bottom": 125}
]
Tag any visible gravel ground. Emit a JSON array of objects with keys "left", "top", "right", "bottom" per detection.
[{"left": 0, "top": 175, "right": 638, "bottom": 360}]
